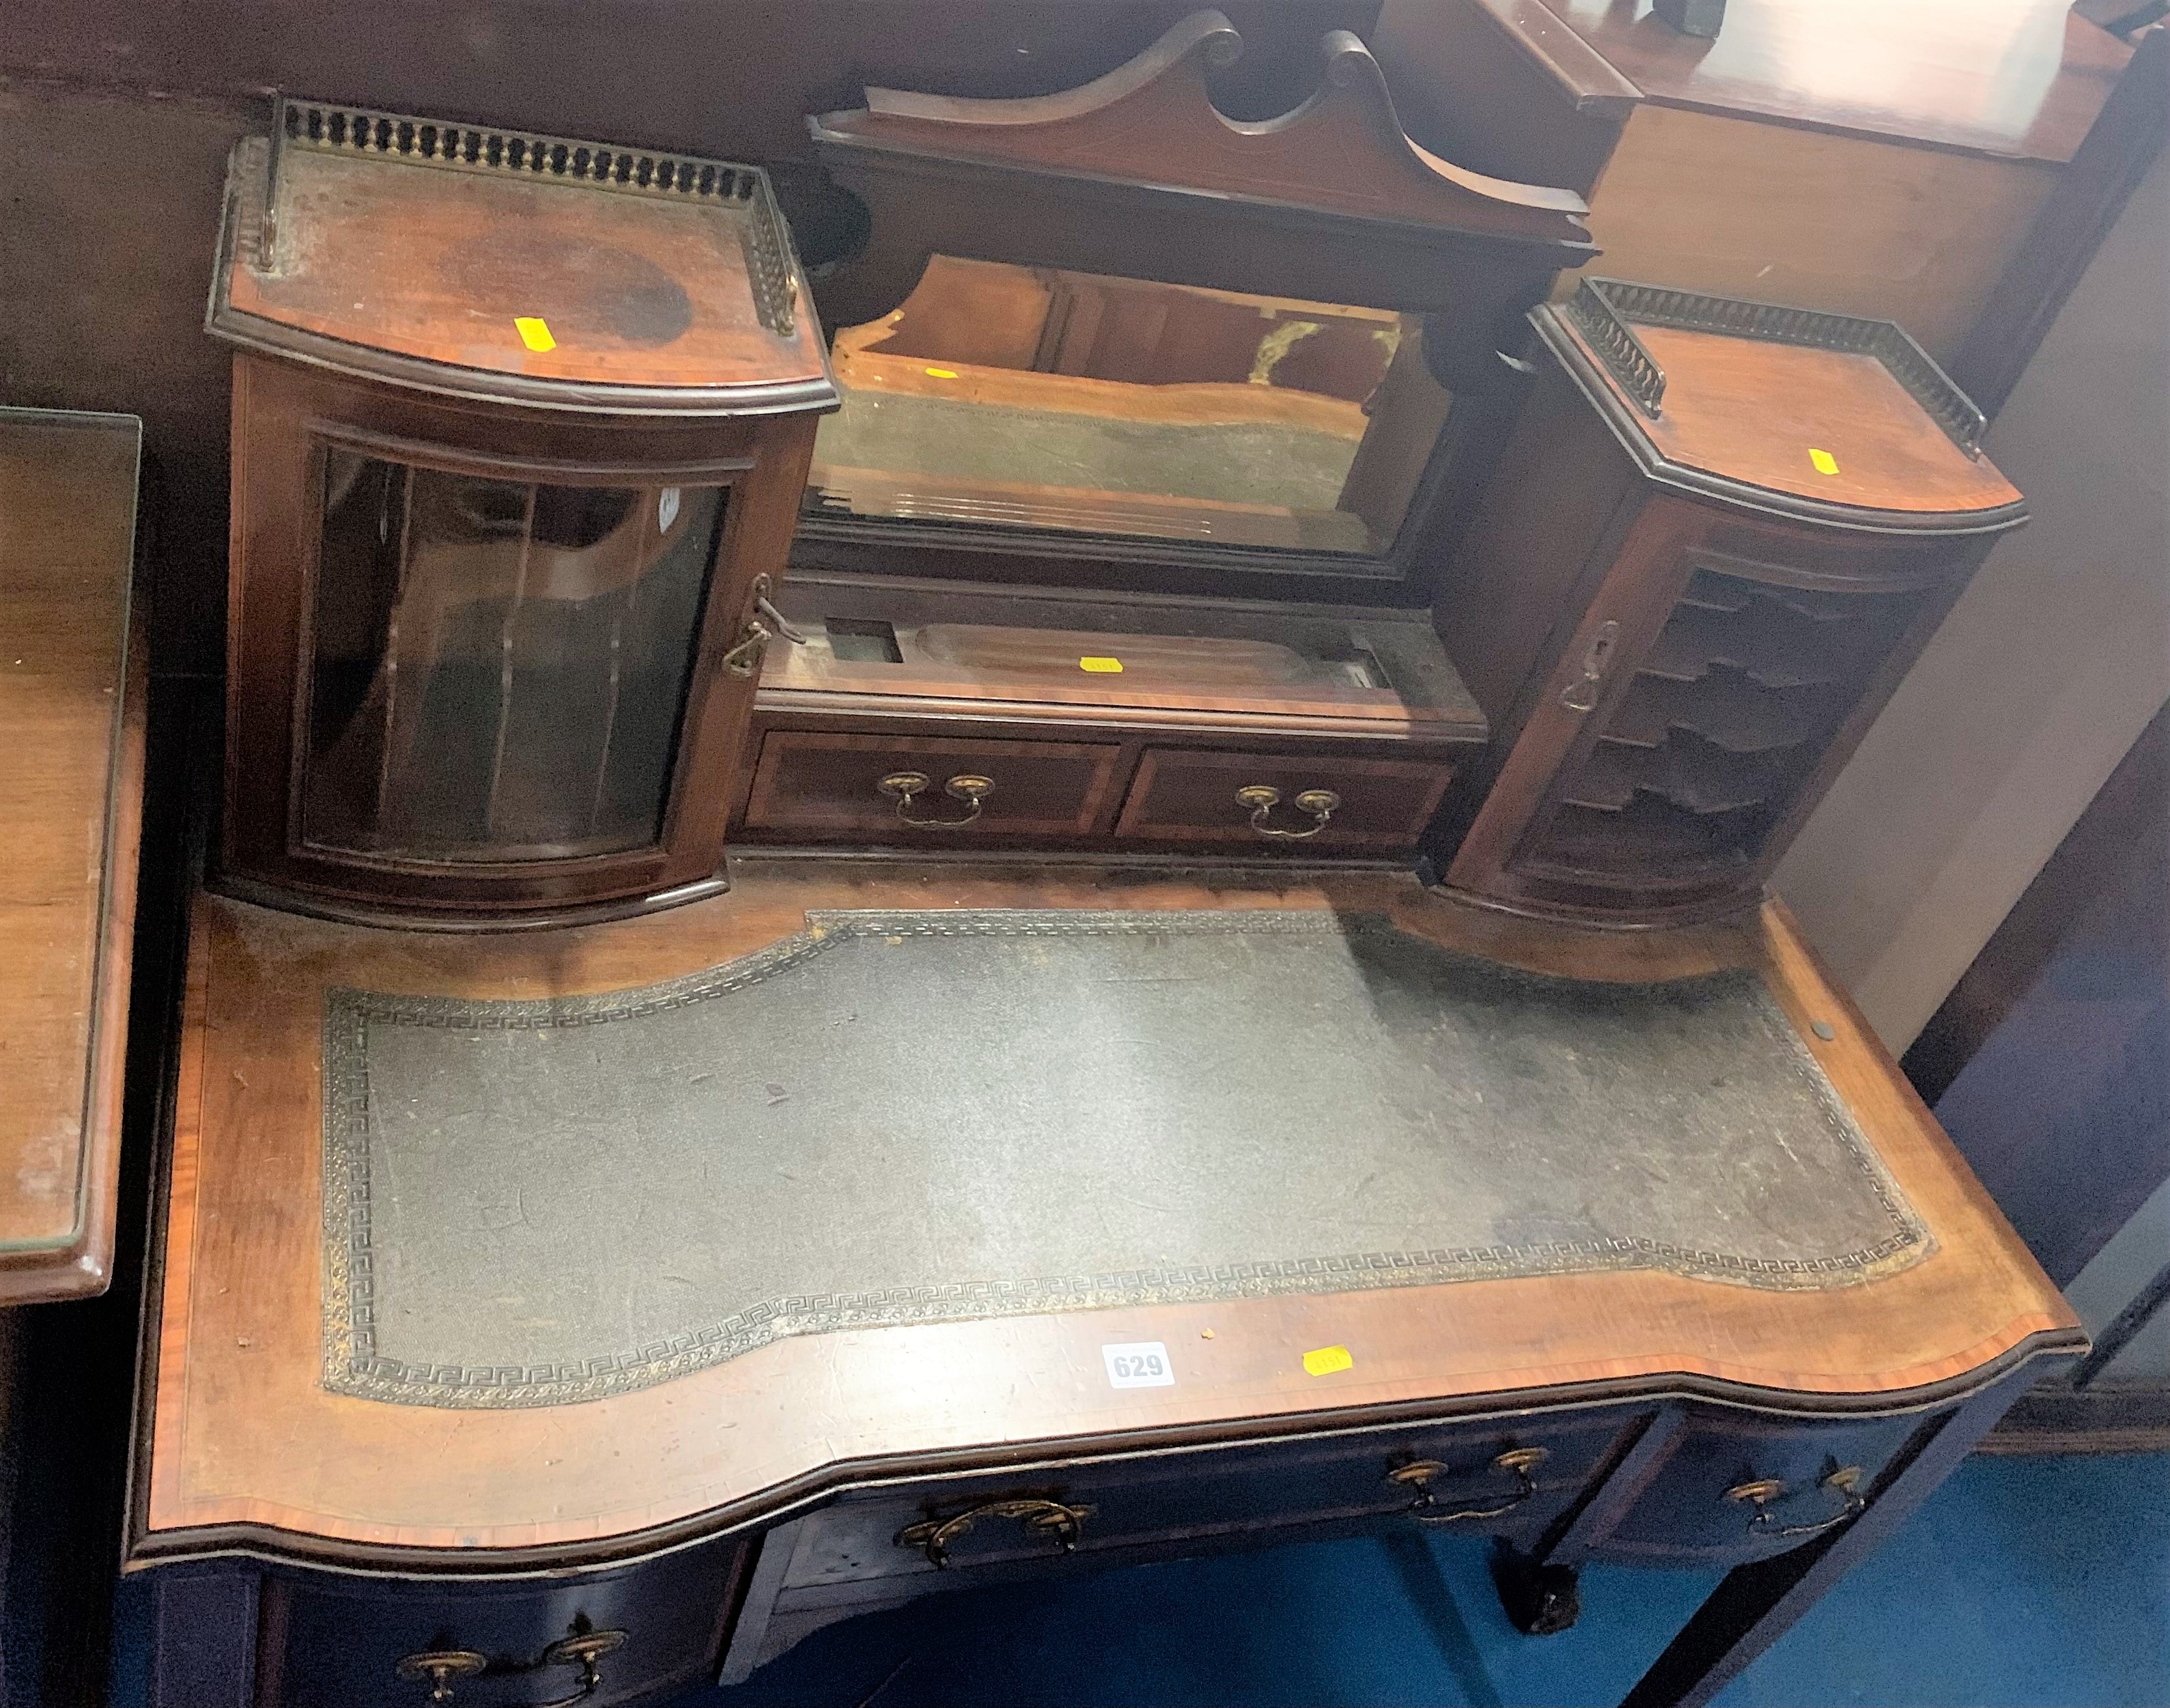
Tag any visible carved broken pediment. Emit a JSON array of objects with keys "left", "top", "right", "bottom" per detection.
[{"left": 810, "top": 9, "right": 1590, "bottom": 247}]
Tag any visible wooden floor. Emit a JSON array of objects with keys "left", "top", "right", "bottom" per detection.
[{"left": 134, "top": 860, "right": 2076, "bottom": 1563}]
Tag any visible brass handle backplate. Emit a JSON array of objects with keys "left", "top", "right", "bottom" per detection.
[
  {"left": 395, "top": 1630, "right": 627, "bottom": 1707},
  {"left": 394, "top": 1651, "right": 486, "bottom": 1706},
  {"left": 879, "top": 770, "right": 995, "bottom": 828},
  {"left": 1236, "top": 785, "right": 1341, "bottom": 840},
  {"left": 1388, "top": 1446, "right": 1549, "bottom": 1525},
  {"left": 1726, "top": 1466, "right": 1865, "bottom": 1539},
  {"left": 1559, "top": 619, "right": 1622, "bottom": 712},
  {"left": 895, "top": 1497, "right": 1095, "bottom": 1568}
]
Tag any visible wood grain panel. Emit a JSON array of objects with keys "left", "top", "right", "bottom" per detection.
[
  {"left": 1617, "top": 326, "right": 2023, "bottom": 516},
  {"left": 1542, "top": 0, "right": 2128, "bottom": 163},
  {"left": 1114, "top": 748, "right": 1454, "bottom": 850},
  {"left": 218, "top": 135, "right": 834, "bottom": 410},
  {"left": 742, "top": 731, "right": 1124, "bottom": 837},
  {"left": 0, "top": 412, "right": 144, "bottom": 1301},
  {"left": 134, "top": 861, "right": 2078, "bottom": 1562},
  {"left": 814, "top": 12, "right": 1590, "bottom": 245},
  {"left": 1580, "top": 104, "right": 2057, "bottom": 361}
]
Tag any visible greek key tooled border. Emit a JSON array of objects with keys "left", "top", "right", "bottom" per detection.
[{"left": 320, "top": 911, "right": 1932, "bottom": 1409}]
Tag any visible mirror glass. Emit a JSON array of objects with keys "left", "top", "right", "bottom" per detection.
[{"left": 806, "top": 258, "right": 1450, "bottom": 557}]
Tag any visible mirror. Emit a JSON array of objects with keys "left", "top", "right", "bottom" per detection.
[{"left": 806, "top": 257, "right": 1452, "bottom": 557}]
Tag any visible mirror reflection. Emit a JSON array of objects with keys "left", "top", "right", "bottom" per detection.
[{"left": 807, "top": 258, "right": 1450, "bottom": 556}]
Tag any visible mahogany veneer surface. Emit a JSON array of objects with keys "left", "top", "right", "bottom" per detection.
[
  {"left": 218, "top": 140, "right": 833, "bottom": 404},
  {"left": 0, "top": 411, "right": 143, "bottom": 1301},
  {"left": 1587, "top": 322, "right": 2026, "bottom": 516},
  {"left": 139, "top": 860, "right": 2076, "bottom": 1559}
]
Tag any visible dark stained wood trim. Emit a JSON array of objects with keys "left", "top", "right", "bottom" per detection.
[
  {"left": 1979, "top": 1377, "right": 2170, "bottom": 1453},
  {"left": 812, "top": 11, "right": 1592, "bottom": 246},
  {"left": 1373, "top": 0, "right": 1640, "bottom": 200}
]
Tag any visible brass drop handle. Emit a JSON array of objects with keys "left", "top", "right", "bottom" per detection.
[
  {"left": 1388, "top": 1446, "right": 1549, "bottom": 1525},
  {"left": 895, "top": 1497, "right": 1095, "bottom": 1569},
  {"left": 1237, "top": 785, "right": 1342, "bottom": 840},
  {"left": 395, "top": 1631, "right": 627, "bottom": 1707},
  {"left": 1560, "top": 619, "right": 1622, "bottom": 712},
  {"left": 879, "top": 770, "right": 994, "bottom": 828},
  {"left": 1726, "top": 1466, "right": 1865, "bottom": 1539}
]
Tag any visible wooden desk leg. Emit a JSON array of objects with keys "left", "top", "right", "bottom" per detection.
[
  {"left": 1495, "top": 1407, "right": 1689, "bottom": 1635},
  {"left": 1618, "top": 1362, "right": 2062, "bottom": 1708},
  {"left": 143, "top": 1567, "right": 258, "bottom": 1708}
]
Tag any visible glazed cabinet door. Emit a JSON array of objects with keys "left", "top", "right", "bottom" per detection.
[{"left": 223, "top": 356, "right": 815, "bottom": 920}]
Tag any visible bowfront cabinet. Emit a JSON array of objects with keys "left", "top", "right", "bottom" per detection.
[
  {"left": 1433, "top": 281, "right": 2026, "bottom": 924},
  {"left": 209, "top": 99, "right": 836, "bottom": 923}
]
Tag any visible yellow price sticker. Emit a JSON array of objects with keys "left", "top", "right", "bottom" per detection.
[
  {"left": 514, "top": 316, "right": 557, "bottom": 353},
  {"left": 1808, "top": 447, "right": 1840, "bottom": 476},
  {"left": 1078, "top": 656, "right": 1123, "bottom": 674},
  {"left": 1301, "top": 1345, "right": 1354, "bottom": 1377},
  {"left": 923, "top": 366, "right": 960, "bottom": 380}
]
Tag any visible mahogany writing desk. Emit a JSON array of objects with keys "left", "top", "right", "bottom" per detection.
[
  {"left": 125, "top": 860, "right": 2078, "bottom": 1707},
  {"left": 134, "top": 41, "right": 2076, "bottom": 1707}
]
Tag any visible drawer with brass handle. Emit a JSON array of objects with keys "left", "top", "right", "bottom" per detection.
[
  {"left": 1114, "top": 748, "right": 1457, "bottom": 852},
  {"left": 1387, "top": 1446, "right": 1553, "bottom": 1526},
  {"left": 740, "top": 731, "right": 1123, "bottom": 839},
  {"left": 1590, "top": 1413, "right": 1913, "bottom": 1563},
  {"left": 395, "top": 1631, "right": 627, "bottom": 1707},
  {"left": 243, "top": 1548, "right": 737, "bottom": 1708},
  {"left": 1725, "top": 1465, "right": 1866, "bottom": 1539},
  {"left": 773, "top": 1416, "right": 1627, "bottom": 1599},
  {"left": 894, "top": 1497, "right": 1097, "bottom": 1569}
]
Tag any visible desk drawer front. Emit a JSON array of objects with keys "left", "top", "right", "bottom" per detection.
[
  {"left": 253, "top": 1545, "right": 740, "bottom": 1708},
  {"left": 782, "top": 1413, "right": 1632, "bottom": 1593},
  {"left": 1591, "top": 1412, "right": 1921, "bottom": 1563},
  {"left": 1114, "top": 748, "right": 1456, "bottom": 852},
  {"left": 743, "top": 731, "right": 1123, "bottom": 839}
]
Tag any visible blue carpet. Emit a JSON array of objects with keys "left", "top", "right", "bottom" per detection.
[{"left": 676, "top": 1453, "right": 2170, "bottom": 1708}]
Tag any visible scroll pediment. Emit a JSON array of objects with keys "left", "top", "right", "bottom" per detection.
[{"left": 811, "top": 9, "right": 1590, "bottom": 248}]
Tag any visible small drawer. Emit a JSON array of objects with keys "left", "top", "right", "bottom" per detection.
[
  {"left": 742, "top": 731, "right": 1124, "bottom": 839},
  {"left": 1589, "top": 1412, "right": 1920, "bottom": 1565},
  {"left": 1115, "top": 748, "right": 1455, "bottom": 852},
  {"left": 779, "top": 1412, "right": 1629, "bottom": 1595}
]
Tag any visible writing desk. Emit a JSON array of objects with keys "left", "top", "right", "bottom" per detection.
[{"left": 127, "top": 858, "right": 2077, "bottom": 1707}]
